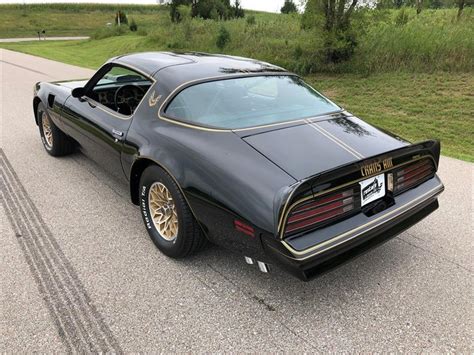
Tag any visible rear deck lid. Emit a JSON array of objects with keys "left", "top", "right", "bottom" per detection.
[{"left": 242, "top": 116, "right": 409, "bottom": 180}]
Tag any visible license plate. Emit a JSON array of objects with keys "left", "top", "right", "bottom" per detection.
[{"left": 360, "top": 173, "right": 385, "bottom": 207}]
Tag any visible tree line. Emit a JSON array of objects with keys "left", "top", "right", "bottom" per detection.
[{"left": 170, "top": 0, "right": 244, "bottom": 22}]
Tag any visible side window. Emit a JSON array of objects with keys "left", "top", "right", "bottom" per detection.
[{"left": 88, "top": 65, "right": 153, "bottom": 116}]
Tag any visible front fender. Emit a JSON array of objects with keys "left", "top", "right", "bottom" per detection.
[{"left": 33, "top": 81, "right": 71, "bottom": 129}]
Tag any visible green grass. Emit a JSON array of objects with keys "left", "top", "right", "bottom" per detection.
[
  {"left": 0, "top": 36, "right": 151, "bottom": 68},
  {"left": 1, "top": 4, "right": 472, "bottom": 73},
  {"left": 351, "top": 8, "right": 474, "bottom": 73},
  {"left": 311, "top": 73, "right": 474, "bottom": 162},
  {"left": 0, "top": 3, "right": 166, "bottom": 38},
  {"left": 1, "top": 4, "right": 472, "bottom": 161}
]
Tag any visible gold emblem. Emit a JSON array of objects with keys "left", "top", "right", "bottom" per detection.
[
  {"left": 148, "top": 90, "right": 162, "bottom": 107},
  {"left": 361, "top": 157, "right": 393, "bottom": 177}
]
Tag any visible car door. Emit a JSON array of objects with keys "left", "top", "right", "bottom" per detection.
[{"left": 62, "top": 64, "right": 153, "bottom": 182}]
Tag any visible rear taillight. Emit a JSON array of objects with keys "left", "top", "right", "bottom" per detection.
[
  {"left": 285, "top": 189, "right": 356, "bottom": 236},
  {"left": 394, "top": 159, "right": 435, "bottom": 194}
]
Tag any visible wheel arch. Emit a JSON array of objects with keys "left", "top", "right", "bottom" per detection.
[
  {"left": 33, "top": 96, "right": 42, "bottom": 125},
  {"left": 129, "top": 157, "right": 210, "bottom": 236},
  {"left": 130, "top": 158, "right": 155, "bottom": 205},
  {"left": 129, "top": 157, "right": 187, "bottom": 207}
]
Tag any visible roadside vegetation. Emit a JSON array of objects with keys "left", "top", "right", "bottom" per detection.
[{"left": 0, "top": 2, "right": 472, "bottom": 161}]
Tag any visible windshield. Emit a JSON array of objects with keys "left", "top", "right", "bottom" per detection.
[
  {"left": 164, "top": 75, "right": 341, "bottom": 129},
  {"left": 95, "top": 66, "right": 149, "bottom": 87}
]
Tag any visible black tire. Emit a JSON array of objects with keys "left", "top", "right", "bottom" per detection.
[
  {"left": 37, "top": 103, "right": 75, "bottom": 156},
  {"left": 139, "top": 165, "right": 207, "bottom": 258}
]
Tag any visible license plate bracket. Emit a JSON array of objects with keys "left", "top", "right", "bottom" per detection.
[{"left": 360, "top": 173, "right": 386, "bottom": 207}]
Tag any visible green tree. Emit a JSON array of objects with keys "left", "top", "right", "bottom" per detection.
[
  {"left": 304, "top": 0, "right": 359, "bottom": 63},
  {"left": 457, "top": 0, "right": 465, "bottom": 18},
  {"left": 281, "top": 0, "right": 298, "bottom": 14},
  {"left": 233, "top": 0, "right": 245, "bottom": 18},
  {"left": 115, "top": 10, "right": 128, "bottom": 25},
  {"left": 170, "top": 0, "right": 192, "bottom": 22},
  {"left": 192, "top": 0, "right": 229, "bottom": 19},
  {"left": 416, "top": 0, "right": 423, "bottom": 14}
]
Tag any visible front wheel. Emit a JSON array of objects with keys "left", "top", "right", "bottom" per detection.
[
  {"left": 139, "top": 165, "right": 207, "bottom": 258},
  {"left": 37, "top": 103, "right": 75, "bottom": 156}
]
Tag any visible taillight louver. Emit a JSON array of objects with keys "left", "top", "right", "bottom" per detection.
[
  {"left": 285, "top": 189, "right": 356, "bottom": 236},
  {"left": 394, "top": 159, "right": 434, "bottom": 194}
]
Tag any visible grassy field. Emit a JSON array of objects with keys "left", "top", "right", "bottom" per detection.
[
  {"left": 312, "top": 73, "right": 474, "bottom": 162},
  {"left": 0, "top": 4, "right": 472, "bottom": 73},
  {"left": 0, "top": 4, "right": 165, "bottom": 38},
  {"left": 0, "top": 4, "right": 472, "bottom": 161}
]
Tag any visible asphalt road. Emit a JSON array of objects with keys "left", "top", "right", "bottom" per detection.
[
  {"left": 0, "top": 37, "right": 90, "bottom": 43},
  {"left": 1, "top": 49, "right": 473, "bottom": 352}
]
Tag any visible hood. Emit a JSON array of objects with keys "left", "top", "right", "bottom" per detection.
[{"left": 242, "top": 116, "right": 409, "bottom": 181}]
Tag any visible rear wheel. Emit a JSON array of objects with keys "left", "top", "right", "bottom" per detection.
[
  {"left": 38, "top": 103, "right": 75, "bottom": 156},
  {"left": 139, "top": 165, "right": 207, "bottom": 258}
]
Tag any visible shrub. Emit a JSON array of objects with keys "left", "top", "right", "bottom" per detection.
[
  {"left": 395, "top": 8, "right": 410, "bottom": 25},
  {"left": 294, "top": 45, "right": 303, "bottom": 59},
  {"left": 129, "top": 18, "right": 138, "bottom": 31},
  {"left": 246, "top": 15, "right": 256, "bottom": 25},
  {"left": 323, "top": 30, "right": 358, "bottom": 64},
  {"left": 281, "top": 0, "right": 298, "bottom": 14},
  {"left": 216, "top": 25, "right": 230, "bottom": 49}
]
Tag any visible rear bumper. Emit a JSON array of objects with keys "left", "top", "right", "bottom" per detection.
[{"left": 263, "top": 177, "right": 444, "bottom": 281}]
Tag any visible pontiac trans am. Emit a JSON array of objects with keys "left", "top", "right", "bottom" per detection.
[{"left": 33, "top": 52, "right": 444, "bottom": 280}]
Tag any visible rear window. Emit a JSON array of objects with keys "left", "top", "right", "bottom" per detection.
[{"left": 164, "top": 75, "right": 340, "bottom": 129}]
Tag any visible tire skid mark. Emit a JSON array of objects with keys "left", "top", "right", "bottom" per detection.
[
  {"left": 1, "top": 194, "right": 75, "bottom": 353},
  {"left": 0, "top": 149, "right": 122, "bottom": 353},
  {"left": 0, "top": 174, "right": 97, "bottom": 352},
  {"left": 1, "top": 159, "right": 109, "bottom": 352}
]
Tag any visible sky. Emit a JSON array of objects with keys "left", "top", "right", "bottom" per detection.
[{"left": 0, "top": 0, "right": 299, "bottom": 13}]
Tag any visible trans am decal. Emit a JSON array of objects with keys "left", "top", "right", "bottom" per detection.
[{"left": 360, "top": 157, "right": 393, "bottom": 177}]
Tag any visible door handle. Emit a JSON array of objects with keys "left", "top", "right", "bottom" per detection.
[
  {"left": 112, "top": 129, "right": 124, "bottom": 142},
  {"left": 112, "top": 129, "right": 124, "bottom": 137}
]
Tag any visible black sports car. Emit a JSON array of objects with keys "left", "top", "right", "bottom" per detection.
[{"left": 33, "top": 52, "right": 444, "bottom": 280}]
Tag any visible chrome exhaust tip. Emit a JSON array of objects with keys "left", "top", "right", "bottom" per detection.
[
  {"left": 244, "top": 257, "right": 270, "bottom": 273},
  {"left": 257, "top": 261, "right": 269, "bottom": 273},
  {"left": 244, "top": 256, "right": 254, "bottom": 265}
]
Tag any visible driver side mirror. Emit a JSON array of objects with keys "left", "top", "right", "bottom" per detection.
[{"left": 71, "top": 87, "right": 86, "bottom": 99}]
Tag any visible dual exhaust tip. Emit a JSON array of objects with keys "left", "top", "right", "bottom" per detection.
[{"left": 244, "top": 257, "right": 269, "bottom": 273}]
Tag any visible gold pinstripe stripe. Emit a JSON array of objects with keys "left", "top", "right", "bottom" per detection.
[
  {"left": 309, "top": 120, "right": 365, "bottom": 159},
  {"left": 304, "top": 119, "right": 363, "bottom": 160}
]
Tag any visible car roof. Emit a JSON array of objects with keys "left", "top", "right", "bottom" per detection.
[{"left": 112, "top": 51, "right": 288, "bottom": 82}]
